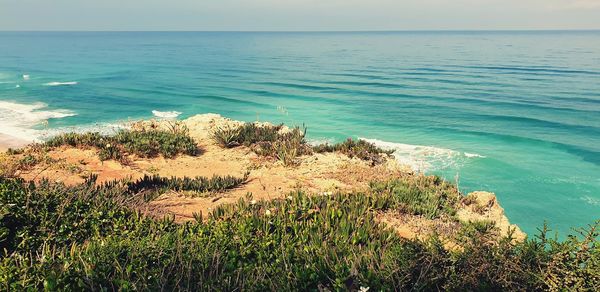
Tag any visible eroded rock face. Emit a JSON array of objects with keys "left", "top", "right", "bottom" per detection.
[{"left": 458, "top": 191, "right": 527, "bottom": 241}]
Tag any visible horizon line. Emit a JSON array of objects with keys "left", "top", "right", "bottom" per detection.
[{"left": 1, "top": 29, "right": 600, "bottom": 33}]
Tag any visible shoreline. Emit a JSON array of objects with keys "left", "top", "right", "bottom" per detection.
[
  {"left": 0, "top": 133, "right": 30, "bottom": 152},
  {"left": 0, "top": 113, "right": 526, "bottom": 241}
]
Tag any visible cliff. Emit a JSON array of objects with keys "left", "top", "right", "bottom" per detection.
[{"left": 0, "top": 113, "right": 525, "bottom": 241}]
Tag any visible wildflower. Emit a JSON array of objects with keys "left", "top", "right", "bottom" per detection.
[
  {"left": 265, "top": 209, "right": 272, "bottom": 216},
  {"left": 359, "top": 287, "right": 370, "bottom": 292},
  {"left": 250, "top": 199, "right": 257, "bottom": 205},
  {"left": 106, "top": 143, "right": 111, "bottom": 148}
]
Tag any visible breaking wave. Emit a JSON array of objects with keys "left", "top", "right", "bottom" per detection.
[
  {"left": 152, "top": 110, "right": 182, "bottom": 119},
  {"left": 0, "top": 100, "right": 76, "bottom": 142},
  {"left": 359, "top": 137, "right": 485, "bottom": 172},
  {"left": 44, "top": 81, "right": 78, "bottom": 86}
]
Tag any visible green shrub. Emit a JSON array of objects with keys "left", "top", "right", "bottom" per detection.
[
  {"left": 212, "top": 123, "right": 394, "bottom": 166},
  {"left": 212, "top": 123, "right": 310, "bottom": 165},
  {"left": 5, "top": 148, "right": 24, "bottom": 155},
  {"left": 211, "top": 125, "right": 242, "bottom": 148},
  {"left": 211, "top": 123, "right": 283, "bottom": 148},
  {"left": 44, "top": 128, "right": 199, "bottom": 162},
  {"left": 119, "top": 173, "right": 249, "bottom": 200},
  {"left": 236, "top": 123, "right": 283, "bottom": 146},
  {"left": 369, "top": 175, "right": 460, "bottom": 219},
  {"left": 313, "top": 138, "right": 394, "bottom": 165},
  {"left": 1, "top": 175, "right": 597, "bottom": 291},
  {"left": 255, "top": 126, "right": 310, "bottom": 166}
]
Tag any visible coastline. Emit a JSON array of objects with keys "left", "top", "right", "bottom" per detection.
[
  {"left": 0, "top": 113, "right": 526, "bottom": 241},
  {"left": 0, "top": 133, "right": 30, "bottom": 152}
]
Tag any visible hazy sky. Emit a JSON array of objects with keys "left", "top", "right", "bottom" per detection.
[{"left": 1, "top": 0, "right": 600, "bottom": 31}]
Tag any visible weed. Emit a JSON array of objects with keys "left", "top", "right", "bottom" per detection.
[
  {"left": 0, "top": 175, "right": 597, "bottom": 290},
  {"left": 211, "top": 125, "right": 242, "bottom": 148},
  {"left": 313, "top": 138, "right": 394, "bottom": 165},
  {"left": 44, "top": 128, "right": 200, "bottom": 162}
]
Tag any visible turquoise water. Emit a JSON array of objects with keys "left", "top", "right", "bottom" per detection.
[{"left": 1, "top": 31, "right": 599, "bottom": 235}]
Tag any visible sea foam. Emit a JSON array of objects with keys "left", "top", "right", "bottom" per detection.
[
  {"left": 0, "top": 100, "right": 76, "bottom": 142},
  {"left": 359, "top": 137, "right": 484, "bottom": 172},
  {"left": 152, "top": 110, "right": 182, "bottom": 119},
  {"left": 44, "top": 81, "right": 78, "bottom": 86}
]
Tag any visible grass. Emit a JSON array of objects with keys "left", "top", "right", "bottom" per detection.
[
  {"left": 117, "top": 172, "right": 249, "bottom": 199},
  {"left": 211, "top": 123, "right": 283, "bottom": 148},
  {"left": 212, "top": 123, "right": 310, "bottom": 166},
  {"left": 212, "top": 122, "right": 392, "bottom": 166},
  {"left": 1, "top": 174, "right": 597, "bottom": 291},
  {"left": 313, "top": 138, "right": 395, "bottom": 166},
  {"left": 369, "top": 175, "right": 461, "bottom": 219},
  {"left": 44, "top": 127, "right": 199, "bottom": 163}
]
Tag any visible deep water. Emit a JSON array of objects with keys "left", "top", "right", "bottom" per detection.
[{"left": 1, "top": 31, "right": 599, "bottom": 235}]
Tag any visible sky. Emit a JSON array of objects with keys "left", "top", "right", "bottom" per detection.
[{"left": 1, "top": 0, "right": 600, "bottom": 31}]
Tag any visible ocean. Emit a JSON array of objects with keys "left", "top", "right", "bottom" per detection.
[{"left": 1, "top": 31, "right": 599, "bottom": 236}]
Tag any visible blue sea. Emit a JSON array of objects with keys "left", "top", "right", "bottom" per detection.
[{"left": 1, "top": 31, "right": 599, "bottom": 236}]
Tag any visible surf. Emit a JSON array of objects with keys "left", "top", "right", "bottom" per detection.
[
  {"left": 152, "top": 110, "right": 182, "bottom": 119},
  {"left": 0, "top": 100, "right": 76, "bottom": 142},
  {"left": 359, "top": 137, "right": 485, "bottom": 173},
  {"left": 43, "top": 81, "right": 78, "bottom": 86}
]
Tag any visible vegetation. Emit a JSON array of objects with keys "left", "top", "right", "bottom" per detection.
[
  {"left": 212, "top": 123, "right": 284, "bottom": 148},
  {"left": 212, "top": 123, "right": 393, "bottom": 166},
  {"left": 313, "top": 138, "right": 395, "bottom": 166},
  {"left": 369, "top": 175, "right": 460, "bottom": 219},
  {"left": 44, "top": 127, "right": 199, "bottom": 162},
  {"left": 212, "top": 123, "right": 311, "bottom": 165},
  {"left": 114, "top": 172, "right": 249, "bottom": 200},
  {"left": 1, "top": 174, "right": 597, "bottom": 291},
  {"left": 0, "top": 146, "right": 57, "bottom": 177}
]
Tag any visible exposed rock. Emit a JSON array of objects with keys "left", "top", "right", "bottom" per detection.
[{"left": 458, "top": 191, "right": 527, "bottom": 241}]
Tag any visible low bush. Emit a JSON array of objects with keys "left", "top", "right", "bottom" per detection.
[
  {"left": 369, "top": 175, "right": 460, "bottom": 219},
  {"left": 1, "top": 175, "right": 597, "bottom": 291},
  {"left": 211, "top": 125, "right": 243, "bottom": 148},
  {"left": 254, "top": 126, "right": 311, "bottom": 166},
  {"left": 119, "top": 173, "right": 249, "bottom": 199},
  {"left": 212, "top": 123, "right": 309, "bottom": 166},
  {"left": 313, "top": 138, "right": 394, "bottom": 165},
  {"left": 44, "top": 128, "right": 199, "bottom": 162},
  {"left": 212, "top": 123, "right": 283, "bottom": 148},
  {"left": 211, "top": 122, "right": 393, "bottom": 166},
  {"left": 4, "top": 149, "right": 23, "bottom": 155}
]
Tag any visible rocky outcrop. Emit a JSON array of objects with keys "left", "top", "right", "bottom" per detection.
[{"left": 458, "top": 191, "right": 527, "bottom": 241}]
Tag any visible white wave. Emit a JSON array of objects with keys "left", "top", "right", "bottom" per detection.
[
  {"left": 465, "top": 152, "right": 486, "bottom": 158},
  {"left": 307, "top": 138, "right": 335, "bottom": 146},
  {"left": 0, "top": 100, "right": 76, "bottom": 142},
  {"left": 152, "top": 110, "right": 182, "bottom": 119},
  {"left": 580, "top": 196, "right": 600, "bottom": 206},
  {"left": 359, "top": 137, "right": 484, "bottom": 172},
  {"left": 15, "top": 85, "right": 20, "bottom": 88},
  {"left": 44, "top": 81, "right": 78, "bottom": 86},
  {"left": 22, "top": 74, "right": 30, "bottom": 80}
]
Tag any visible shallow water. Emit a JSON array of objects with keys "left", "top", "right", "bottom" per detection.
[{"left": 1, "top": 31, "right": 599, "bottom": 236}]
